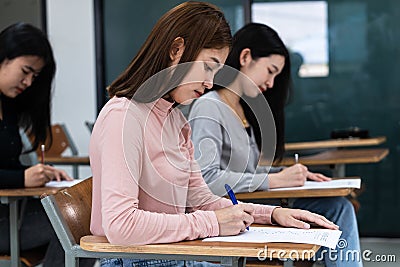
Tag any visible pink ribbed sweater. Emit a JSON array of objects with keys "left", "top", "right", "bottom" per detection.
[{"left": 89, "top": 96, "right": 275, "bottom": 245}]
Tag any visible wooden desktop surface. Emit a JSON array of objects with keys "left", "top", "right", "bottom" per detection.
[
  {"left": 80, "top": 235, "right": 319, "bottom": 259},
  {"left": 284, "top": 136, "right": 386, "bottom": 151},
  {"left": 265, "top": 148, "right": 389, "bottom": 167},
  {"left": 0, "top": 186, "right": 61, "bottom": 197}
]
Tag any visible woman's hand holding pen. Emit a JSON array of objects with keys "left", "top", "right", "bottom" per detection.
[
  {"left": 24, "top": 164, "right": 73, "bottom": 187},
  {"left": 214, "top": 204, "right": 254, "bottom": 236},
  {"left": 269, "top": 164, "right": 331, "bottom": 189},
  {"left": 271, "top": 207, "right": 339, "bottom": 230}
]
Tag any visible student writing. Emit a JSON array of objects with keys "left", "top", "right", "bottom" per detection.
[
  {"left": 89, "top": 4, "right": 338, "bottom": 267},
  {"left": 189, "top": 23, "right": 362, "bottom": 267}
]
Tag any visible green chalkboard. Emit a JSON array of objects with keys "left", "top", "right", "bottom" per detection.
[{"left": 283, "top": 0, "right": 400, "bottom": 237}]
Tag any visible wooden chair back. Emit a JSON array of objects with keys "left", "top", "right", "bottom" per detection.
[
  {"left": 46, "top": 124, "right": 71, "bottom": 156},
  {"left": 42, "top": 177, "right": 92, "bottom": 244},
  {"left": 35, "top": 124, "right": 78, "bottom": 158}
]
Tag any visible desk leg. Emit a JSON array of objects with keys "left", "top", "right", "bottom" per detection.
[
  {"left": 332, "top": 164, "right": 345, "bottom": 177},
  {"left": 9, "top": 199, "right": 21, "bottom": 267}
]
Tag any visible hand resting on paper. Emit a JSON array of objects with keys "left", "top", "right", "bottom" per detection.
[
  {"left": 24, "top": 163, "right": 73, "bottom": 187},
  {"left": 269, "top": 163, "right": 331, "bottom": 189},
  {"left": 214, "top": 204, "right": 338, "bottom": 237},
  {"left": 271, "top": 207, "right": 339, "bottom": 230}
]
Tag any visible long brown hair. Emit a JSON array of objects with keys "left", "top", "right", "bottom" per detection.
[{"left": 108, "top": 1, "right": 232, "bottom": 102}]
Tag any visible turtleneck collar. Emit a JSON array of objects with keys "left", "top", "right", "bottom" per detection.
[{"left": 147, "top": 97, "right": 175, "bottom": 117}]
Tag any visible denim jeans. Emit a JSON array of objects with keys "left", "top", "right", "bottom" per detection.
[
  {"left": 100, "top": 258, "right": 222, "bottom": 267},
  {"left": 293, "top": 196, "right": 363, "bottom": 267}
]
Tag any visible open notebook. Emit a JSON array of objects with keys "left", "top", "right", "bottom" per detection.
[{"left": 45, "top": 179, "right": 84, "bottom": 188}]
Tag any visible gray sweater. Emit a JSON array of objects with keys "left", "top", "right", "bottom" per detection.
[{"left": 189, "top": 91, "right": 281, "bottom": 197}]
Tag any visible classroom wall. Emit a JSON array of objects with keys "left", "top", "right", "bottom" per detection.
[{"left": 46, "top": 0, "right": 96, "bottom": 178}]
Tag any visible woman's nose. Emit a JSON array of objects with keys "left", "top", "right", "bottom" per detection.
[
  {"left": 203, "top": 79, "right": 213, "bottom": 89},
  {"left": 266, "top": 78, "right": 274, "bottom": 89},
  {"left": 203, "top": 73, "right": 214, "bottom": 89},
  {"left": 22, "top": 74, "right": 34, "bottom": 87}
]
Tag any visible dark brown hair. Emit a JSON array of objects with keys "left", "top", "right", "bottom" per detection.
[
  {"left": 108, "top": 1, "right": 232, "bottom": 102},
  {"left": 215, "top": 23, "right": 291, "bottom": 161}
]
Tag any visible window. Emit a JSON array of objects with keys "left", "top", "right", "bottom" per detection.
[{"left": 252, "top": 1, "right": 328, "bottom": 77}]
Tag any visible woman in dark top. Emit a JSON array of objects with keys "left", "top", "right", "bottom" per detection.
[
  {"left": 0, "top": 23, "right": 93, "bottom": 266},
  {"left": 0, "top": 22, "right": 71, "bottom": 188}
]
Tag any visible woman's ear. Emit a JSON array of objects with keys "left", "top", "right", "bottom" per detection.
[
  {"left": 239, "top": 48, "right": 252, "bottom": 66},
  {"left": 169, "top": 37, "right": 185, "bottom": 64}
]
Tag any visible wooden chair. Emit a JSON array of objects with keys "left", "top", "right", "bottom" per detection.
[
  {"left": 40, "top": 177, "right": 94, "bottom": 267},
  {"left": 45, "top": 124, "right": 78, "bottom": 157}
]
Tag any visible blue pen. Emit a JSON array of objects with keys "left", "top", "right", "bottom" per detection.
[{"left": 224, "top": 184, "right": 249, "bottom": 230}]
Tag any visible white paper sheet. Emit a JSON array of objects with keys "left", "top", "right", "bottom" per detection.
[
  {"left": 203, "top": 227, "right": 342, "bottom": 249},
  {"left": 269, "top": 178, "right": 361, "bottom": 191},
  {"left": 45, "top": 179, "right": 84, "bottom": 187}
]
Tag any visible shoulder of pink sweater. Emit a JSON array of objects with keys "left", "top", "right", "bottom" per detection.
[{"left": 97, "top": 97, "right": 151, "bottom": 122}]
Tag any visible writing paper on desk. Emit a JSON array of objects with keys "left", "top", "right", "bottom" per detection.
[
  {"left": 45, "top": 179, "right": 83, "bottom": 187},
  {"left": 203, "top": 227, "right": 342, "bottom": 249},
  {"left": 269, "top": 178, "right": 361, "bottom": 191}
]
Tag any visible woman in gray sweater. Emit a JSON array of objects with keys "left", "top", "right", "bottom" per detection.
[{"left": 189, "top": 23, "right": 362, "bottom": 267}]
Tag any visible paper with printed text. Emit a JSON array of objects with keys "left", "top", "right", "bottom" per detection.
[{"left": 203, "top": 227, "right": 342, "bottom": 249}]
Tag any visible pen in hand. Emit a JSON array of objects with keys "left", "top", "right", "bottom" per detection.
[
  {"left": 41, "top": 144, "right": 45, "bottom": 164},
  {"left": 294, "top": 153, "right": 299, "bottom": 164},
  {"left": 224, "top": 184, "right": 249, "bottom": 230}
]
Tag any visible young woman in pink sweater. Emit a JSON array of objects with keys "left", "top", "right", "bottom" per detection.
[{"left": 89, "top": 2, "right": 338, "bottom": 266}]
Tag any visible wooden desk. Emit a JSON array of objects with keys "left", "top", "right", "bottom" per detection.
[
  {"left": 284, "top": 136, "right": 386, "bottom": 151},
  {"left": 0, "top": 187, "right": 63, "bottom": 267},
  {"left": 263, "top": 148, "right": 389, "bottom": 177},
  {"left": 80, "top": 235, "right": 319, "bottom": 266}
]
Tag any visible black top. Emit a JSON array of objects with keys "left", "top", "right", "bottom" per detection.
[{"left": 0, "top": 95, "right": 26, "bottom": 188}]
